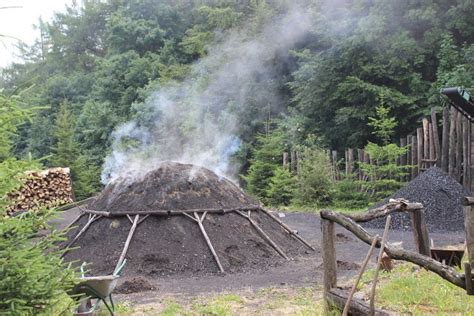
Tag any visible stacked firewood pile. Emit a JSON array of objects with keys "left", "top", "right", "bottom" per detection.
[{"left": 7, "top": 167, "right": 74, "bottom": 214}]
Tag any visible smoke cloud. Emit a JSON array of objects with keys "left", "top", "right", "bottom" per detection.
[{"left": 101, "top": 5, "right": 312, "bottom": 185}]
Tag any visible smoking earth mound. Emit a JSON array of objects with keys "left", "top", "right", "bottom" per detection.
[
  {"left": 64, "top": 162, "right": 311, "bottom": 277},
  {"left": 364, "top": 167, "right": 471, "bottom": 232}
]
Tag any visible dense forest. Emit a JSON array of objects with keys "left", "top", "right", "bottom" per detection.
[{"left": 1, "top": 0, "right": 474, "bottom": 203}]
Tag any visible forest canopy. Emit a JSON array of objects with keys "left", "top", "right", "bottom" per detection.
[{"left": 1, "top": 0, "right": 473, "bottom": 199}]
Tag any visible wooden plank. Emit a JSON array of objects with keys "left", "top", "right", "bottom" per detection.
[
  {"left": 449, "top": 107, "right": 456, "bottom": 176},
  {"left": 442, "top": 106, "right": 450, "bottom": 172},
  {"left": 456, "top": 110, "right": 463, "bottom": 181},
  {"left": 328, "top": 288, "right": 391, "bottom": 316},
  {"left": 465, "top": 262, "right": 473, "bottom": 295},
  {"left": 322, "top": 218, "right": 337, "bottom": 309},
  {"left": 417, "top": 128, "right": 423, "bottom": 175},
  {"left": 465, "top": 204, "right": 474, "bottom": 266},
  {"left": 410, "top": 209, "right": 431, "bottom": 256},
  {"left": 431, "top": 108, "right": 441, "bottom": 165},
  {"left": 429, "top": 122, "right": 435, "bottom": 162}
]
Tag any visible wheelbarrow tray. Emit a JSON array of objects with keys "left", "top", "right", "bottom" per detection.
[
  {"left": 72, "top": 275, "right": 120, "bottom": 298},
  {"left": 430, "top": 245, "right": 465, "bottom": 268}
]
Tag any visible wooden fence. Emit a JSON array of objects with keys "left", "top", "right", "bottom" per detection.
[{"left": 283, "top": 106, "right": 473, "bottom": 190}]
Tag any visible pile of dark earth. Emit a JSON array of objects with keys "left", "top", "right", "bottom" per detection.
[
  {"left": 363, "top": 167, "right": 470, "bottom": 232},
  {"left": 63, "top": 162, "right": 311, "bottom": 281}
]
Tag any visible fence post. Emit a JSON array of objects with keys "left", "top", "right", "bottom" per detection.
[
  {"left": 442, "top": 106, "right": 450, "bottom": 172},
  {"left": 449, "top": 107, "right": 456, "bottom": 176},
  {"left": 322, "top": 218, "right": 337, "bottom": 311},
  {"left": 400, "top": 138, "right": 407, "bottom": 181},
  {"left": 423, "top": 118, "right": 429, "bottom": 166},
  {"left": 417, "top": 128, "right": 423, "bottom": 173},
  {"left": 412, "top": 134, "right": 418, "bottom": 178},
  {"left": 410, "top": 208, "right": 431, "bottom": 257},
  {"left": 464, "top": 197, "right": 474, "bottom": 266},
  {"left": 431, "top": 108, "right": 441, "bottom": 166},
  {"left": 456, "top": 111, "right": 463, "bottom": 182},
  {"left": 407, "top": 135, "right": 412, "bottom": 180},
  {"left": 463, "top": 117, "right": 469, "bottom": 189},
  {"left": 283, "top": 152, "right": 289, "bottom": 170}
]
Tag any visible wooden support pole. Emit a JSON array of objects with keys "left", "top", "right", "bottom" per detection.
[
  {"left": 194, "top": 212, "right": 225, "bottom": 273},
  {"left": 431, "top": 108, "right": 441, "bottom": 166},
  {"left": 62, "top": 212, "right": 85, "bottom": 232},
  {"left": 343, "top": 235, "right": 379, "bottom": 316},
  {"left": 358, "top": 149, "right": 364, "bottom": 180},
  {"left": 322, "top": 218, "right": 337, "bottom": 312},
  {"left": 283, "top": 152, "right": 289, "bottom": 170},
  {"left": 412, "top": 134, "right": 418, "bottom": 178},
  {"left": 260, "top": 208, "right": 315, "bottom": 250},
  {"left": 417, "top": 128, "right": 423, "bottom": 174},
  {"left": 236, "top": 211, "right": 289, "bottom": 260},
  {"left": 456, "top": 110, "right": 463, "bottom": 181},
  {"left": 463, "top": 117, "right": 470, "bottom": 188},
  {"left": 64, "top": 214, "right": 100, "bottom": 250},
  {"left": 442, "top": 106, "right": 450, "bottom": 172},
  {"left": 410, "top": 209, "right": 431, "bottom": 257},
  {"left": 332, "top": 150, "right": 338, "bottom": 180},
  {"left": 449, "top": 107, "right": 456, "bottom": 176},
  {"left": 407, "top": 135, "right": 412, "bottom": 180},
  {"left": 115, "top": 214, "right": 139, "bottom": 272},
  {"left": 348, "top": 148, "right": 354, "bottom": 175},
  {"left": 369, "top": 216, "right": 391, "bottom": 316},
  {"left": 291, "top": 150, "right": 297, "bottom": 174}
]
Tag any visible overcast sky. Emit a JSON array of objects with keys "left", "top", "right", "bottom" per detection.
[{"left": 0, "top": 0, "right": 72, "bottom": 67}]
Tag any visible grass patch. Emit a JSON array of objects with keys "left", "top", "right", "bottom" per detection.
[
  {"left": 358, "top": 263, "right": 474, "bottom": 315},
  {"left": 192, "top": 294, "right": 243, "bottom": 316}
]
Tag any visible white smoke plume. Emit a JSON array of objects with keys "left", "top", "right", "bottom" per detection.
[{"left": 101, "top": 5, "right": 312, "bottom": 185}]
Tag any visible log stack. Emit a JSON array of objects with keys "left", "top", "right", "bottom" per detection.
[{"left": 7, "top": 167, "right": 74, "bottom": 215}]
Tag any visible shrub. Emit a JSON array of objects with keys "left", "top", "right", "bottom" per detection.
[{"left": 266, "top": 167, "right": 297, "bottom": 206}]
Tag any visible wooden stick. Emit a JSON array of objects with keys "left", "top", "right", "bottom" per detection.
[
  {"left": 410, "top": 208, "right": 431, "bottom": 256},
  {"left": 126, "top": 214, "right": 133, "bottom": 224},
  {"left": 62, "top": 212, "right": 85, "bottom": 232},
  {"left": 182, "top": 212, "right": 198, "bottom": 222},
  {"left": 417, "top": 127, "right": 423, "bottom": 174},
  {"left": 56, "top": 196, "right": 96, "bottom": 211},
  {"left": 456, "top": 110, "right": 463, "bottom": 181},
  {"left": 343, "top": 235, "right": 379, "bottom": 316},
  {"left": 236, "top": 210, "right": 290, "bottom": 260},
  {"left": 115, "top": 214, "right": 139, "bottom": 272},
  {"left": 320, "top": 210, "right": 465, "bottom": 289},
  {"left": 465, "top": 262, "right": 473, "bottom": 295},
  {"left": 370, "top": 216, "right": 391, "bottom": 315},
  {"left": 82, "top": 207, "right": 261, "bottom": 217},
  {"left": 137, "top": 214, "right": 150, "bottom": 226},
  {"left": 328, "top": 288, "right": 390, "bottom": 316},
  {"left": 322, "top": 218, "right": 337, "bottom": 312},
  {"left": 449, "top": 106, "right": 456, "bottom": 176},
  {"left": 411, "top": 134, "right": 418, "bottom": 179},
  {"left": 463, "top": 117, "right": 469, "bottom": 188},
  {"left": 194, "top": 212, "right": 225, "bottom": 273},
  {"left": 423, "top": 118, "right": 429, "bottom": 164},
  {"left": 429, "top": 122, "right": 435, "bottom": 162},
  {"left": 260, "top": 208, "right": 315, "bottom": 250}
]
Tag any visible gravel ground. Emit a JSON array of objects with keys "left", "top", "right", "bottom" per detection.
[{"left": 364, "top": 167, "right": 470, "bottom": 232}]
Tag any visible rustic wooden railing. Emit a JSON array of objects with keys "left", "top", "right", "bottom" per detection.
[{"left": 320, "top": 198, "right": 474, "bottom": 315}]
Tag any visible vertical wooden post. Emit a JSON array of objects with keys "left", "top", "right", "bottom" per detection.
[
  {"left": 431, "top": 108, "right": 441, "bottom": 166},
  {"left": 456, "top": 111, "right": 463, "bottom": 182},
  {"left": 296, "top": 151, "right": 301, "bottom": 175},
  {"left": 463, "top": 117, "right": 470, "bottom": 188},
  {"left": 347, "top": 148, "right": 354, "bottom": 175},
  {"left": 423, "top": 118, "right": 430, "bottom": 166},
  {"left": 464, "top": 198, "right": 474, "bottom": 266},
  {"left": 429, "top": 123, "right": 435, "bottom": 163},
  {"left": 291, "top": 150, "right": 297, "bottom": 174},
  {"left": 449, "top": 107, "right": 456, "bottom": 176},
  {"left": 468, "top": 121, "right": 472, "bottom": 190},
  {"left": 442, "top": 106, "right": 450, "bottom": 172},
  {"left": 283, "top": 152, "right": 289, "bottom": 170},
  {"left": 412, "top": 134, "right": 418, "bottom": 178},
  {"left": 410, "top": 209, "right": 431, "bottom": 257},
  {"left": 358, "top": 149, "right": 364, "bottom": 180},
  {"left": 417, "top": 128, "right": 423, "bottom": 174},
  {"left": 322, "top": 218, "right": 337, "bottom": 310},
  {"left": 400, "top": 138, "right": 407, "bottom": 181},
  {"left": 407, "top": 135, "right": 412, "bottom": 180},
  {"left": 332, "top": 150, "right": 338, "bottom": 180}
]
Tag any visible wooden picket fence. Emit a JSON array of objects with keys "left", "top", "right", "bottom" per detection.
[{"left": 283, "top": 106, "right": 473, "bottom": 190}]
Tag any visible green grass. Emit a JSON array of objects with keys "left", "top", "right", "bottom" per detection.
[
  {"left": 358, "top": 263, "right": 474, "bottom": 315},
  {"left": 191, "top": 294, "right": 243, "bottom": 316}
]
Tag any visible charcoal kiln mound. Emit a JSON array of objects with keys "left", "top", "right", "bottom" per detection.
[
  {"left": 363, "top": 167, "right": 470, "bottom": 232},
  {"left": 63, "top": 162, "right": 314, "bottom": 279}
]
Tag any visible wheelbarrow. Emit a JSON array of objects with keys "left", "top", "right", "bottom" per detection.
[
  {"left": 70, "top": 260, "right": 126, "bottom": 315},
  {"left": 430, "top": 244, "right": 465, "bottom": 268}
]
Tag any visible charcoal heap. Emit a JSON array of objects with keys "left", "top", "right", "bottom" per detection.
[
  {"left": 64, "top": 162, "right": 313, "bottom": 278},
  {"left": 364, "top": 167, "right": 471, "bottom": 232}
]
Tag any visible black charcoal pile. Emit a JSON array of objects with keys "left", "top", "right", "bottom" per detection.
[{"left": 363, "top": 167, "right": 470, "bottom": 232}]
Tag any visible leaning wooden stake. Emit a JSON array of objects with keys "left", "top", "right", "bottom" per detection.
[
  {"left": 64, "top": 214, "right": 100, "bottom": 250},
  {"left": 369, "top": 215, "right": 391, "bottom": 316},
  {"left": 115, "top": 214, "right": 140, "bottom": 272},
  {"left": 260, "top": 208, "right": 315, "bottom": 250},
  {"left": 343, "top": 235, "right": 379, "bottom": 316},
  {"left": 236, "top": 210, "right": 290, "bottom": 260},
  {"left": 194, "top": 212, "right": 225, "bottom": 273}
]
